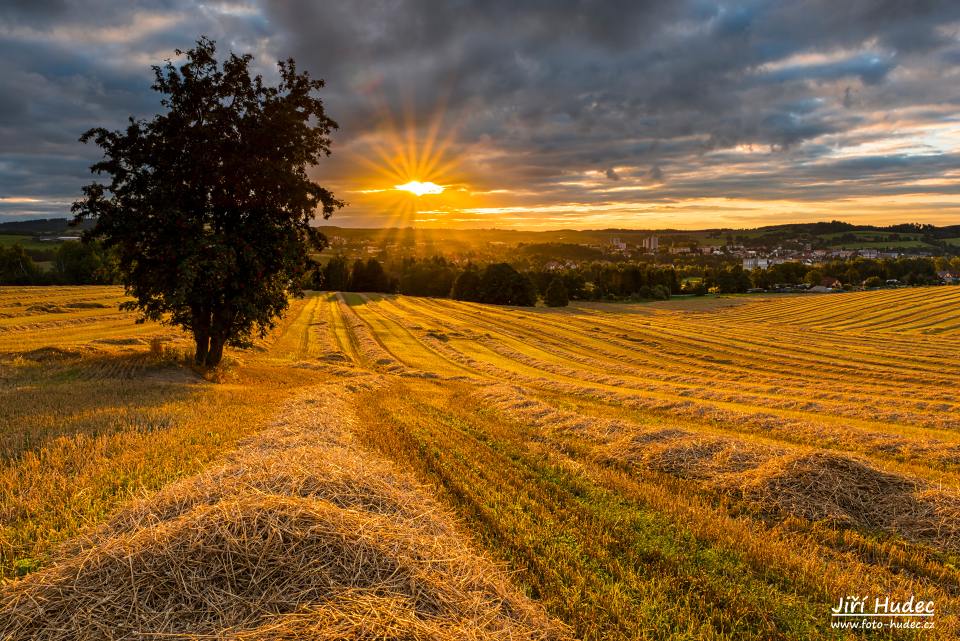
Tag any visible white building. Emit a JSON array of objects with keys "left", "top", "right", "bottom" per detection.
[
  {"left": 641, "top": 235, "right": 659, "bottom": 252},
  {"left": 742, "top": 257, "right": 770, "bottom": 270}
]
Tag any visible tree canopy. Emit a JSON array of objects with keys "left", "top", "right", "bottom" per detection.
[
  {"left": 544, "top": 277, "right": 569, "bottom": 307},
  {"left": 72, "top": 38, "right": 341, "bottom": 366},
  {"left": 477, "top": 263, "right": 536, "bottom": 306}
]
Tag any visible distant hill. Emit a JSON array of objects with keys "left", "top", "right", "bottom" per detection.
[
  {"left": 316, "top": 221, "right": 960, "bottom": 250},
  {"left": 3, "top": 217, "right": 956, "bottom": 254},
  {"left": 0, "top": 218, "right": 93, "bottom": 236}
]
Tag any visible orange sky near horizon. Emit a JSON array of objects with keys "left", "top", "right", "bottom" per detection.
[{"left": 317, "top": 118, "right": 960, "bottom": 231}]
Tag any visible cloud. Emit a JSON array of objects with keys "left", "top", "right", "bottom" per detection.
[{"left": 2, "top": 0, "right": 960, "bottom": 228}]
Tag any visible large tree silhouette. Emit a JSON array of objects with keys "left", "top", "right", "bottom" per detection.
[{"left": 73, "top": 38, "right": 341, "bottom": 366}]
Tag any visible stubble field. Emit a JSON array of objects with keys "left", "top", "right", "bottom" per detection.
[{"left": 2, "top": 284, "right": 959, "bottom": 639}]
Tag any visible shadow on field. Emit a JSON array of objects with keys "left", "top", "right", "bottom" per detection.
[{"left": 0, "top": 347, "right": 201, "bottom": 460}]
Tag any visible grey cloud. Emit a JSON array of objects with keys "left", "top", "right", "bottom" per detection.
[{"left": 2, "top": 0, "right": 960, "bottom": 224}]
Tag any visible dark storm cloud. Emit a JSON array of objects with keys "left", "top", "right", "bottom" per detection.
[{"left": 1, "top": 0, "right": 960, "bottom": 226}]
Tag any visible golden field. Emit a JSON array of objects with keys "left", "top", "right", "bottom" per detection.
[{"left": 2, "top": 284, "right": 959, "bottom": 639}]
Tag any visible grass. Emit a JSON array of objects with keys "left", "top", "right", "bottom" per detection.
[
  {"left": 0, "top": 235, "right": 67, "bottom": 252},
  {"left": 2, "top": 380, "right": 566, "bottom": 640},
  {"left": 352, "top": 378, "right": 960, "bottom": 639},
  {"left": 3, "top": 284, "right": 960, "bottom": 638}
]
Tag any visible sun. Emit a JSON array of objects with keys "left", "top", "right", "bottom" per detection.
[
  {"left": 394, "top": 180, "right": 445, "bottom": 196},
  {"left": 347, "top": 94, "right": 470, "bottom": 227}
]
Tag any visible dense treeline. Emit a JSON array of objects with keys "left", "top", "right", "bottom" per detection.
[
  {"left": 0, "top": 242, "right": 117, "bottom": 285},
  {"left": 703, "top": 256, "right": 960, "bottom": 293},
  {"left": 312, "top": 253, "right": 959, "bottom": 302},
  {"left": 8, "top": 242, "right": 957, "bottom": 304},
  {"left": 316, "top": 257, "right": 540, "bottom": 306},
  {"left": 312, "top": 256, "right": 678, "bottom": 305}
]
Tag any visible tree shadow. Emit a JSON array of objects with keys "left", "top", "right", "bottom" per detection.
[{"left": 0, "top": 348, "right": 202, "bottom": 461}]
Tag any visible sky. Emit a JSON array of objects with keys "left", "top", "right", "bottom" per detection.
[{"left": 1, "top": 1, "right": 960, "bottom": 230}]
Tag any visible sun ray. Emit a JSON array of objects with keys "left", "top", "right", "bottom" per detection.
[{"left": 344, "top": 89, "right": 471, "bottom": 227}]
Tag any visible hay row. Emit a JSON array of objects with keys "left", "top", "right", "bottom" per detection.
[
  {"left": 413, "top": 327, "right": 960, "bottom": 471},
  {"left": 0, "top": 378, "right": 569, "bottom": 641},
  {"left": 474, "top": 384, "right": 960, "bottom": 552}
]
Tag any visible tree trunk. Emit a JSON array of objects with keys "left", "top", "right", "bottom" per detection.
[
  {"left": 207, "top": 332, "right": 226, "bottom": 367},
  {"left": 205, "top": 306, "right": 234, "bottom": 367},
  {"left": 193, "top": 308, "right": 211, "bottom": 366},
  {"left": 193, "top": 330, "right": 209, "bottom": 366}
]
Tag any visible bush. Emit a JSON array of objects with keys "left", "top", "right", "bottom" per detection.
[
  {"left": 477, "top": 263, "right": 536, "bottom": 306},
  {"left": 544, "top": 278, "right": 569, "bottom": 307},
  {"left": 451, "top": 266, "right": 482, "bottom": 302},
  {"left": 0, "top": 245, "right": 42, "bottom": 284}
]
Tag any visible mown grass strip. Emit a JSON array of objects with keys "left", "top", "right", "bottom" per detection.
[{"left": 353, "top": 380, "right": 856, "bottom": 641}]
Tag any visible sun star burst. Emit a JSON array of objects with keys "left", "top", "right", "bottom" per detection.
[{"left": 394, "top": 180, "right": 445, "bottom": 196}]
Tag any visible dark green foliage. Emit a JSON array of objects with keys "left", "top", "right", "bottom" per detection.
[
  {"left": 320, "top": 255, "right": 350, "bottom": 291},
  {"left": 0, "top": 245, "right": 41, "bottom": 284},
  {"left": 451, "top": 265, "right": 482, "bottom": 302},
  {"left": 71, "top": 38, "right": 341, "bottom": 366},
  {"left": 579, "top": 263, "right": 678, "bottom": 299},
  {"left": 681, "top": 280, "right": 707, "bottom": 296},
  {"left": 53, "top": 241, "right": 116, "bottom": 285},
  {"left": 544, "top": 278, "right": 569, "bottom": 307},
  {"left": 398, "top": 257, "right": 457, "bottom": 297},
  {"left": 528, "top": 270, "right": 586, "bottom": 300},
  {"left": 709, "top": 265, "right": 752, "bottom": 293},
  {"left": 347, "top": 258, "right": 392, "bottom": 292},
  {"left": 803, "top": 269, "right": 823, "bottom": 286},
  {"left": 477, "top": 263, "right": 536, "bottom": 306},
  {"left": 516, "top": 243, "right": 603, "bottom": 262}
]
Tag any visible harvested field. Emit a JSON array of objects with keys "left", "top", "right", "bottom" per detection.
[
  {"left": 2, "top": 284, "right": 959, "bottom": 639},
  {"left": 2, "top": 382, "right": 567, "bottom": 640}
]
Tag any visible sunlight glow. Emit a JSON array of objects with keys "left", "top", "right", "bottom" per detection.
[{"left": 394, "top": 180, "right": 445, "bottom": 196}]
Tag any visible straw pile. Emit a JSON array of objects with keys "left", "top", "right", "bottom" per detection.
[
  {"left": 0, "top": 379, "right": 568, "bottom": 641},
  {"left": 472, "top": 384, "right": 960, "bottom": 552},
  {"left": 736, "top": 452, "right": 960, "bottom": 547}
]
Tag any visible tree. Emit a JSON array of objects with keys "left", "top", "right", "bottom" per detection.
[
  {"left": 363, "top": 258, "right": 391, "bottom": 292},
  {"left": 804, "top": 269, "right": 823, "bottom": 286},
  {"left": 321, "top": 255, "right": 350, "bottom": 291},
  {"left": 0, "top": 245, "right": 42, "bottom": 285},
  {"left": 72, "top": 38, "right": 341, "bottom": 366},
  {"left": 843, "top": 267, "right": 860, "bottom": 287},
  {"left": 451, "top": 265, "right": 481, "bottom": 301},
  {"left": 478, "top": 263, "right": 536, "bottom": 306},
  {"left": 711, "top": 265, "right": 751, "bottom": 293},
  {"left": 54, "top": 241, "right": 116, "bottom": 284},
  {"left": 398, "top": 256, "right": 456, "bottom": 297},
  {"left": 544, "top": 277, "right": 569, "bottom": 307},
  {"left": 347, "top": 259, "right": 368, "bottom": 291}
]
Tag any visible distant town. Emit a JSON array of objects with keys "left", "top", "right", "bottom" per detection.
[{"left": 2, "top": 218, "right": 959, "bottom": 294}]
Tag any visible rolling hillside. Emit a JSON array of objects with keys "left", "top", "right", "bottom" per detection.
[{"left": 2, "top": 285, "right": 959, "bottom": 639}]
